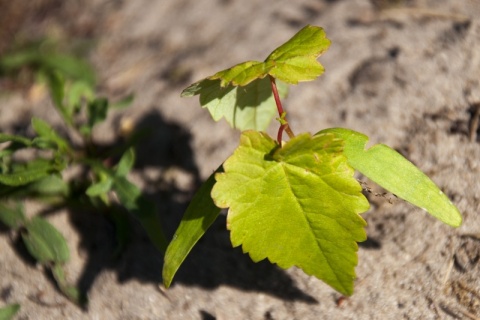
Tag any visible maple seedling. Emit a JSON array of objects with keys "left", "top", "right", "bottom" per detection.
[{"left": 162, "top": 25, "right": 462, "bottom": 295}]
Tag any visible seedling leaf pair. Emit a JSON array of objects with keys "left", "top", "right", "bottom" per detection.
[
  {"left": 0, "top": 46, "right": 167, "bottom": 308},
  {"left": 182, "top": 25, "right": 330, "bottom": 130},
  {"left": 86, "top": 149, "right": 169, "bottom": 252},
  {"left": 207, "top": 25, "right": 330, "bottom": 87}
]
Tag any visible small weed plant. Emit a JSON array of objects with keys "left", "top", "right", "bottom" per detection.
[
  {"left": 162, "top": 25, "right": 462, "bottom": 295},
  {"left": 0, "top": 43, "right": 167, "bottom": 308}
]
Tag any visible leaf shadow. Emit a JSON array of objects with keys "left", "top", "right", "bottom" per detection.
[
  {"left": 170, "top": 214, "right": 318, "bottom": 304},
  {"left": 36, "top": 110, "right": 316, "bottom": 306}
]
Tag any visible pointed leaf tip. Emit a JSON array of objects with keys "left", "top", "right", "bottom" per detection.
[{"left": 266, "top": 25, "right": 331, "bottom": 84}]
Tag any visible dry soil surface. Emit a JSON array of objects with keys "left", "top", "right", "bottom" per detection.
[{"left": 1, "top": 0, "right": 480, "bottom": 319}]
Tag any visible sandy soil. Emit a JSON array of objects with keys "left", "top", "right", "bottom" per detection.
[{"left": 1, "top": 0, "right": 480, "bottom": 319}]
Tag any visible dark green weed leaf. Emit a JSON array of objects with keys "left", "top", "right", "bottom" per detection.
[
  {"left": 41, "top": 53, "right": 95, "bottom": 86},
  {"left": 87, "top": 98, "right": 109, "bottom": 129},
  {"left": 112, "top": 176, "right": 168, "bottom": 252},
  {"left": 0, "top": 46, "right": 42, "bottom": 71},
  {"left": 0, "top": 175, "right": 68, "bottom": 199},
  {"left": 0, "top": 159, "right": 58, "bottom": 186},
  {"left": 0, "top": 47, "right": 95, "bottom": 85},
  {"left": 0, "top": 133, "right": 32, "bottom": 146},
  {"left": 65, "top": 80, "right": 95, "bottom": 112},
  {"left": 43, "top": 70, "right": 65, "bottom": 111},
  {"left": 26, "top": 174, "right": 69, "bottom": 197},
  {"left": 0, "top": 202, "right": 27, "bottom": 229},
  {"left": 115, "top": 148, "right": 135, "bottom": 177},
  {"left": 86, "top": 178, "right": 113, "bottom": 197},
  {"left": 31, "top": 117, "right": 71, "bottom": 153},
  {"left": 22, "top": 216, "right": 70, "bottom": 264},
  {"left": 51, "top": 264, "right": 87, "bottom": 307}
]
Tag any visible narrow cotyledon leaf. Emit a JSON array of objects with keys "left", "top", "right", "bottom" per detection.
[
  {"left": 163, "top": 166, "right": 222, "bottom": 288},
  {"left": 318, "top": 128, "right": 462, "bottom": 227}
]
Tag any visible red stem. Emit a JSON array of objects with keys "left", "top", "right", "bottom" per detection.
[
  {"left": 269, "top": 76, "right": 294, "bottom": 144},
  {"left": 270, "top": 75, "right": 284, "bottom": 115}
]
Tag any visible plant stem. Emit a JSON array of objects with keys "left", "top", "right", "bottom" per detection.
[
  {"left": 270, "top": 75, "right": 285, "bottom": 115},
  {"left": 269, "top": 76, "right": 294, "bottom": 144}
]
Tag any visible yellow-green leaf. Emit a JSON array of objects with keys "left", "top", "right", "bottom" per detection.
[
  {"left": 183, "top": 77, "right": 287, "bottom": 130},
  {"left": 211, "top": 131, "right": 369, "bottom": 295},
  {"left": 162, "top": 168, "right": 222, "bottom": 288},
  {"left": 204, "top": 25, "right": 331, "bottom": 87},
  {"left": 318, "top": 128, "right": 462, "bottom": 227},
  {"left": 181, "top": 25, "right": 330, "bottom": 131}
]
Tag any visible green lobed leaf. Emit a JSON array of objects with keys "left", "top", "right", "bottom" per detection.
[
  {"left": 211, "top": 131, "right": 369, "bottom": 295},
  {"left": 163, "top": 167, "right": 222, "bottom": 288},
  {"left": 0, "top": 303, "right": 20, "bottom": 320},
  {"left": 210, "top": 60, "right": 275, "bottom": 87},
  {"left": 22, "top": 216, "right": 70, "bottom": 264},
  {"left": 207, "top": 25, "right": 331, "bottom": 87},
  {"left": 318, "top": 128, "right": 462, "bottom": 227},
  {"left": 265, "top": 25, "right": 330, "bottom": 84}
]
